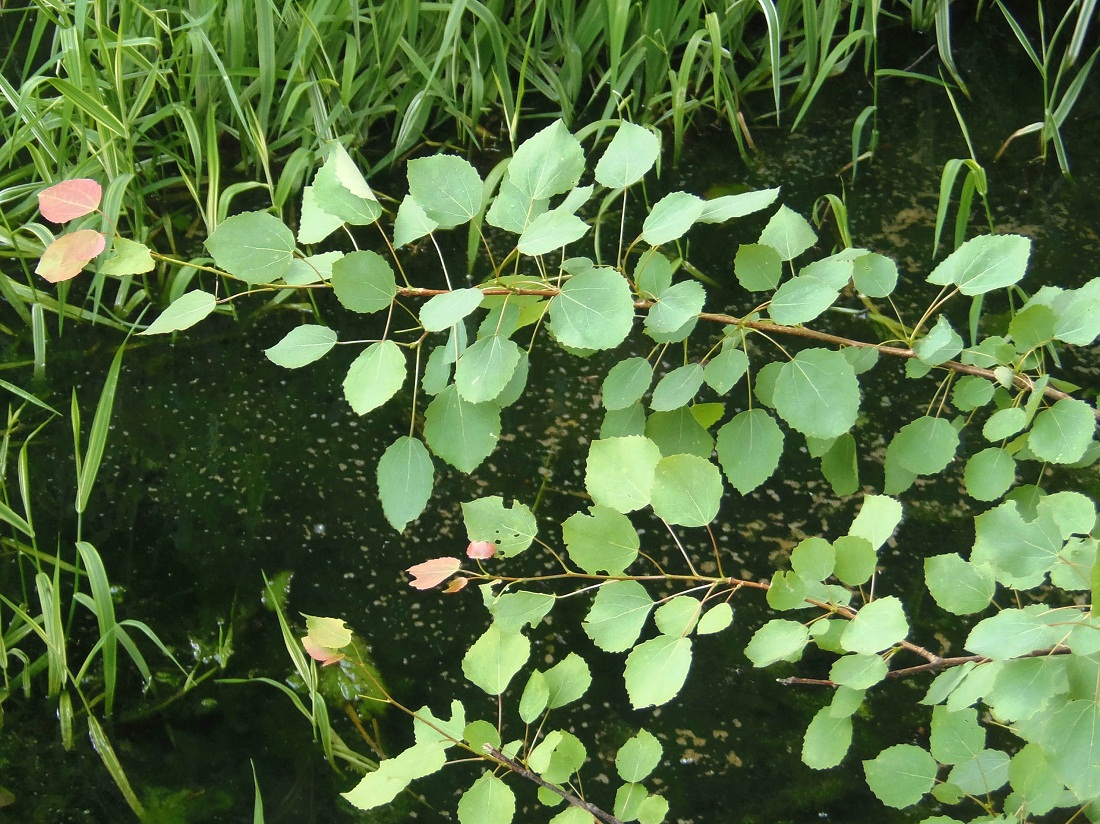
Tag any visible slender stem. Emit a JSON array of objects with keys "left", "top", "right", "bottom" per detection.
[{"left": 483, "top": 746, "right": 625, "bottom": 824}]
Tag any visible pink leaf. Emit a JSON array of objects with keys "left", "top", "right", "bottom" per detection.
[
  {"left": 466, "top": 540, "right": 496, "bottom": 560},
  {"left": 407, "top": 556, "right": 462, "bottom": 590},
  {"left": 302, "top": 636, "right": 345, "bottom": 666},
  {"left": 443, "top": 576, "right": 469, "bottom": 593},
  {"left": 36, "top": 230, "right": 107, "bottom": 282},
  {"left": 39, "top": 179, "right": 103, "bottom": 223}
]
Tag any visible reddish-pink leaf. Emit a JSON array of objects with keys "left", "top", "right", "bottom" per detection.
[
  {"left": 302, "top": 636, "right": 345, "bottom": 666},
  {"left": 444, "top": 576, "right": 469, "bottom": 593},
  {"left": 39, "top": 179, "right": 103, "bottom": 223},
  {"left": 467, "top": 540, "right": 496, "bottom": 560},
  {"left": 407, "top": 556, "right": 462, "bottom": 590},
  {"left": 36, "top": 230, "right": 107, "bottom": 282}
]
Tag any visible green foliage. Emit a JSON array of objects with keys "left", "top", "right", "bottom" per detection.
[{"left": 20, "top": 114, "right": 1100, "bottom": 824}]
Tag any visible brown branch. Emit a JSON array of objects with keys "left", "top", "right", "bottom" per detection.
[
  {"left": 483, "top": 745, "right": 625, "bottom": 824},
  {"left": 391, "top": 286, "right": 1097, "bottom": 420}
]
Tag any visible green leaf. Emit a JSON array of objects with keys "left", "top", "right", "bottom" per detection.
[
  {"left": 952, "top": 375, "right": 996, "bottom": 411},
  {"left": 342, "top": 742, "right": 447, "bottom": 809},
  {"left": 759, "top": 206, "right": 816, "bottom": 261},
  {"left": 930, "top": 706, "right": 985, "bottom": 765},
  {"left": 848, "top": 495, "right": 903, "bottom": 550},
  {"left": 645, "top": 407, "right": 714, "bottom": 459},
  {"left": 833, "top": 535, "right": 877, "bottom": 586},
  {"left": 964, "top": 606, "right": 1061, "bottom": 659},
  {"left": 716, "top": 409, "right": 784, "bottom": 493},
  {"left": 585, "top": 436, "right": 661, "bottom": 513},
  {"left": 803, "top": 706, "right": 853, "bottom": 769},
  {"left": 971, "top": 502, "right": 1062, "bottom": 588},
  {"left": 964, "top": 447, "right": 1016, "bottom": 501},
  {"left": 1052, "top": 278, "right": 1100, "bottom": 345},
  {"left": 509, "top": 120, "right": 584, "bottom": 200},
  {"left": 735, "top": 243, "right": 783, "bottom": 291},
  {"left": 745, "top": 619, "right": 810, "bottom": 667},
  {"left": 983, "top": 406, "right": 1027, "bottom": 441},
  {"left": 987, "top": 657, "right": 1068, "bottom": 722},
  {"left": 927, "top": 234, "right": 1032, "bottom": 295},
  {"left": 924, "top": 554, "right": 996, "bottom": 615},
  {"left": 851, "top": 252, "right": 898, "bottom": 297},
  {"left": 769, "top": 276, "right": 839, "bottom": 325},
  {"left": 423, "top": 385, "right": 501, "bottom": 473},
  {"left": 264, "top": 325, "right": 337, "bottom": 368},
  {"left": 1028, "top": 398, "right": 1095, "bottom": 464},
  {"left": 1009, "top": 304, "right": 1056, "bottom": 352},
  {"left": 343, "top": 341, "right": 406, "bottom": 415},
  {"left": 646, "top": 281, "right": 706, "bottom": 335},
  {"left": 488, "top": 591, "right": 555, "bottom": 633},
  {"left": 1043, "top": 700, "right": 1100, "bottom": 799},
  {"left": 528, "top": 731, "right": 586, "bottom": 783},
  {"left": 650, "top": 364, "right": 704, "bottom": 411},
  {"left": 140, "top": 290, "right": 216, "bottom": 335},
  {"left": 830, "top": 653, "right": 888, "bottom": 689},
  {"left": 420, "top": 288, "right": 484, "bottom": 332},
  {"left": 1007, "top": 744, "right": 1063, "bottom": 816},
  {"left": 863, "top": 745, "right": 937, "bottom": 808},
  {"left": 634, "top": 250, "right": 673, "bottom": 297},
  {"left": 792, "top": 537, "right": 835, "bottom": 581},
  {"left": 486, "top": 176, "right": 548, "bottom": 234},
  {"left": 518, "top": 208, "right": 588, "bottom": 256},
  {"left": 842, "top": 597, "right": 908, "bottom": 653},
  {"left": 462, "top": 626, "right": 530, "bottom": 695},
  {"left": 642, "top": 192, "right": 706, "bottom": 246},
  {"left": 601, "top": 403, "right": 646, "bottom": 438},
  {"left": 582, "top": 580, "right": 654, "bottom": 652},
  {"left": 696, "top": 603, "right": 734, "bottom": 635},
  {"left": 616, "top": 729, "right": 662, "bottom": 782},
  {"left": 312, "top": 143, "right": 381, "bottom": 225},
  {"left": 821, "top": 433, "right": 859, "bottom": 496},
  {"left": 704, "top": 346, "right": 748, "bottom": 394},
  {"left": 413, "top": 700, "right": 466, "bottom": 746},
  {"left": 889, "top": 416, "right": 959, "bottom": 474},
  {"left": 753, "top": 361, "right": 783, "bottom": 407},
  {"left": 457, "top": 773, "right": 515, "bottom": 824},
  {"left": 205, "top": 211, "right": 295, "bottom": 284},
  {"left": 543, "top": 653, "right": 591, "bottom": 708},
  {"left": 595, "top": 122, "right": 661, "bottom": 188},
  {"left": 698, "top": 188, "right": 780, "bottom": 222},
  {"left": 455, "top": 335, "right": 521, "bottom": 403},
  {"left": 377, "top": 436, "right": 434, "bottom": 532},
  {"left": 462, "top": 496, "right": 537, "bottom": 558},
  {"left": 562, "top": 506, "right": 639, "bottom": 575},
  {"left": 298, "top": 185, "right": 346, "bottom": 244},
  {"left": 407, "top": 155, "right": 483, "bottom": 229},
  {"left": 624, "top": 635, "right": 693, "bottom": 708},
  {"left": 284, "top": 251, "right": 341, "bottom": 285},
  {"left": 331, "top": 250, "right": 397, "bottom": 313},
  {"left": 519, "top": 672, "right": 549, "bottom": 723},
  {"left": 602, "top": 358, "right": 653, "bottom": 411},
  {"left": 1040, "top": 490, "right": 1097, "bottom": 538},
  {"left": 654, "top": 596, "right": 701, "bottom": 637},
  {"left": 773, "top": 348, "right": 860, "bottom": 439},
  {"left": 914, "top": 316, "right": 964, "bottom": 366},
  {"left": 549, "top": 268, "right": 635, "bottom": 350},
  {"left": 948, "top": 749, "right": 1010, "bottom": 795},
  {"left": 842, "top": 347, "right": 879, "bottom": 374},
  {"left": 100, "top": 236, "right": 155, "bottom": 275},
  {"left": 463, "top": 720, "right": 500, "bottom": 754},
  {"left": 393, "top": 195, "right": 438, "bottom": 248}
]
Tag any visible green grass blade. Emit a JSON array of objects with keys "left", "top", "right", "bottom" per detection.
[
  {"left": 0, "top": 378, "right": 59, "bottom": 416},
  {"left": 31, "top": 301, "right": 45, "bottom": 379},
  {"left": 933, "top": 158, "right": 965, "bottom": 255},
  {"left": 34, "top": 571, "right": 67, "bottom": 697},
  {"left": 755, "top": 0, "right": 783, "bottom": 122},
  {"left": 251, "top": 761, "right": 265, "bottom": 824},
  {"left": 76, "top": 344, "right": 125, "bottom": 514},
  {"left": 935, "top": 0, "right": 969, "bottom": 98},
  {"left": 87, "top": 714, "right": 146, "bottom": 818},
  {"left": 75, "top": 542, "right": 118, "bottom": 716}
]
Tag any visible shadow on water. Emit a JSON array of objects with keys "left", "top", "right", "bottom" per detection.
[{"left": 2, "top": 17, "right": 1100, "bottom": 824}]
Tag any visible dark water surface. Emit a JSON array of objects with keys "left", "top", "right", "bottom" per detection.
[{"left": 2, "top": 18, "right": 1100, "bottom": 824}]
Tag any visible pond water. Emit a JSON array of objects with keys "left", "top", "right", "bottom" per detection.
[{"left": 2, "top": 16, "right": 1100, "bottom": 824}]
